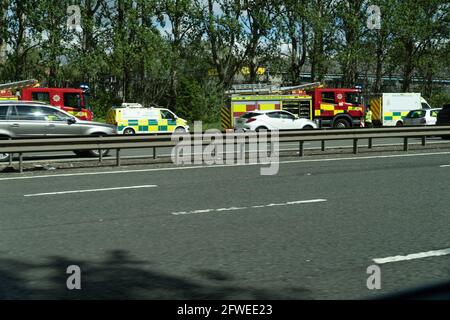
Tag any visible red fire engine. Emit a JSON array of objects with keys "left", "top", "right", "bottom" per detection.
[
  {"left": 222, "top": 82, "right": 365, "bottom": 129},
  {"left": 0, "top": 79, "right": 93, "bottom": 121}
]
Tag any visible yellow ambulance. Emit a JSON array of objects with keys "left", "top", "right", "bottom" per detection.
[{"left": 106, "top": 103, "right": 189, "bottom": 134}]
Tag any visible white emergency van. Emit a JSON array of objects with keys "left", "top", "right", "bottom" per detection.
[
  {"left": 369, "top": 93, "right": 432, "bottom": 126},
  {"left": 106, "top": 103, "right": 189, "bottom": 134}
]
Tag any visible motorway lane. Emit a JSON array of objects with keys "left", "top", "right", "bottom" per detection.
[
  {"left": 1, "top": 152, "right": 450, "bottom": 299},
  {"left": 3, "top": 136, "right": 449, "bottom": 164}
]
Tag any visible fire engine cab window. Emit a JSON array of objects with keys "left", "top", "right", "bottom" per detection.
[
  {"left": 321, "top": 92, "right": 335, "bottom": 103},
  {"left": 31, "top": 92, "right": 50, "bottom": 104},
  {"left": 0, "top": 105, "right": 9, "bottom": 120},
  {"left": 64, "top": 93, "right": 81, "bottom": 109},
  {"left": 345, "top": 93, "right": 359, "bottom": 104}
]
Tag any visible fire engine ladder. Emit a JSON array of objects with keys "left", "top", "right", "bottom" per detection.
[
  {"left": 225, "top": 82, "right": 322, "bottom": 95},
  {"left": 0, "top": 79, "right": 39, "bottom": 91}
]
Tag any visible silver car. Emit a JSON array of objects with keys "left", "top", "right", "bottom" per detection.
[
  {"left": 403, "top": 108, "right": 441, "bottom": 126},
  {"left": 0, "top": 101, "right": 116, "bottom": 161}
]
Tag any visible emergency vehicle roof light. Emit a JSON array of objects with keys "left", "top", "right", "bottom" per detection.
[{"left": 121, "top": 103, "right": 143, "bottom": 108}]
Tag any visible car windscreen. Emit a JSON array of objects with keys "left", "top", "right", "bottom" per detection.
[{"left": 406, "top": 110, "right": 425, "bottom": 118}]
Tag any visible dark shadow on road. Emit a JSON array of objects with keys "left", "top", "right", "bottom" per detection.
[{"left": 0, "top": 250, "right": 312, "bottom": 299}]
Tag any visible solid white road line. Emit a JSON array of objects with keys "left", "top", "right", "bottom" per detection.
[
  {"left": 24, "top": 185, "right": 158, "bottom": 197},
  {"left": 2, "top": 150, "right": 450, "bottom": 182},
  {"left": 440, "top": 165, "right": 450, "bottom": 168},
  {"left": 373, "top": 248, "right": 450, "bottom": 264},
  {"left": 171, "top": 199, "right": 327, "bottom": 216}
]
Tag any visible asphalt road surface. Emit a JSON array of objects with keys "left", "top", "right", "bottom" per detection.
[{"left": 1, "top": 150, "right": 450, "bottom": 299}]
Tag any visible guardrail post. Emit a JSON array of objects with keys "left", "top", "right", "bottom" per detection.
[
  {"left": 321, "top": 140, "right": 325, "bottom": 152},
  {"left": 422, "top": 136, "right": 426, "bottom": 146},
  {"left": 99, "top": 149, "right": 103, "bottom": 162},
  {"left": 299, "top": 141, "right": 304, "bottom": 157},
  {"left": 19, "top": 153, "right": 23, "bottom": 173},
  {"left": 153, "top": 147, "right": 156, "bottom": 159},
  {"left": 404, "top": 137, "right": 409, "bottom": 152},
  {"left": 9, "top": 153, "right": 13, "bottom": 166},
  {"left": 368, "top": 138, "right": 373, "bottom": 149},
  {"left": 116, "top": 149, "right": 121, "bottom": 167},
  {"left": 353, "top": 139, "right": 358, "bottom": 154}
]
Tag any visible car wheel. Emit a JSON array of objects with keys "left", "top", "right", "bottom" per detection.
[
  {"left": 0, "top": 136, "right": 11, "bottom": 162},
  {"left": 333, "top": 118, "right": 350, "bottom": 128},
  {"left": 73, "top": 150, "right": 89, "bottom": 157},
  {"left": 174, "top": 127, "right": 186, "bottom": 133},
  {"left": 396, "top": 121, "right": 404, "bottom": 126},
  {"left": 255, "top": 126, "right": 269, "bottom": 132},
  {"left": 302, "top": 125, "right": 314, "bottom": 130},
  {"left": 88, "top": 133, "right": 110, "bottom": 157},
  {"left": 0, "top": 153, "right": 11, "bottom": 162},
  {"left": 88, "top": 149, "right": 110, "bottom": 157},
  {"left": 123, "top": 128, "right": 135, "bottom": 135},
  {"left": 74, "top": 134, "right": 110, "bottom": 157}
]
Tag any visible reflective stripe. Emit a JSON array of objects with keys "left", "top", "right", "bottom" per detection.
[
  {"left": 221, "top": 106, "right": 232, "bottom": 129},
  {"left": 383, "top": 111, "right": 409, "bottom": 121},
  {"left": 320, "top": 104, "right": 335, "bottom": 111},
  {"left": 370, "top": 97, "right": 382, "bottom": 121}
]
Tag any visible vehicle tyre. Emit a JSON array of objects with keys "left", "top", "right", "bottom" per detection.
[
  {"left": 302, "top": 125, "right": 314, "bottom": 130},
  {"left": 88, "top": 148, "right": 110, "bottom": 157},
  {"left": 0, "top": 136, "right": 11, "bottom": 162},
  {"left": 74, "top": 133, "right": 110, "bottom": 157},
  {"left": 396, "top": 121, "right": 404, "bottom": 126},
  {"left": 174, "top": 127, "right": 187, "bottom": 133},
  {"left": 73, "top": 150, "right": 91, "bottom": 157},
  {"left": 255, "top": 126, "right": 269, "bottom": 132},
  {"left": 333, "top": 118, "right": 351, "bottom": 128},
  {"left": 0, "top": 152, "right": 11, "bottom": 162},
  {"left": 123, "top": 128, "right": 135, "bottom": 135},
  {"left": 88, "top": 133, "right": 110, "bottom": 157}
]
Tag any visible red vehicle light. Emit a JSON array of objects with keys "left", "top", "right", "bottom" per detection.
[{"left": 246, "top": 118, "right": 257, "bottom": 123}]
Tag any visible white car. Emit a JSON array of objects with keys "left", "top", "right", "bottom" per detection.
[
  {"left": 403, "top": 108, "right": 441, "bottom": 126},
  {"left": 234, "top": 110, "right": 318, "bottom": 131}
]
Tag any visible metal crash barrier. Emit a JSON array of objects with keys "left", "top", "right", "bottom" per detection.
[{"left": 1, "top": 126, "right": 450, "bottom": 173}]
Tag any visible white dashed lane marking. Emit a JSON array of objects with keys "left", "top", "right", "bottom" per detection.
[
  {"left": 24, "top": 185, "right": 158, "bottom": 197},
  {"left": 171, "top": 199, "right": 327, "bottom": 216},
  {"left": 373, "top": 248, "right": 450, "bottom": 264}
]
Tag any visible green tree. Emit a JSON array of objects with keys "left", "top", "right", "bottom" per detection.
[
  {"left": 277, "top": 0, "right": 308, "bottom": 84},
  {"left": 390, "top": 0, "right": 449, "bottom": 92},
  {"left": 306, "top": 0, "right": 336, "bottom": 82}
]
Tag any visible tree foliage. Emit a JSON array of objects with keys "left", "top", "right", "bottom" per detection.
[{"left": 0, "top": 0, "right": 449, "bottom": 121}]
